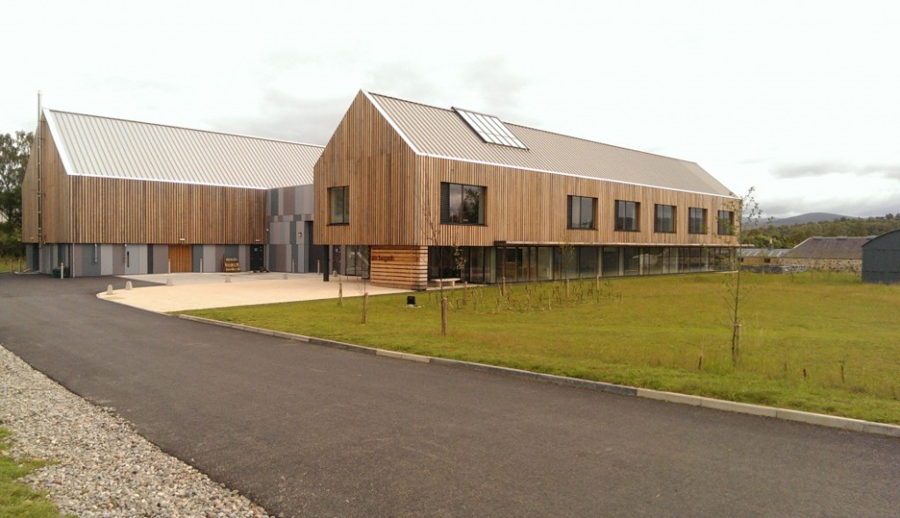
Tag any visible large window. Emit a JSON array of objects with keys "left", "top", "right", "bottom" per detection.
[
  {"left": 441, "top": 183, "right": 485, "bottom": 225},
  {"left": 717, "top": 210, "right": 735, "bottom": 235},
  {"left": 654, "top": 204, "right": 675, "bottom": 233},
  {"left": 329, "top": 186, "right": 349, "bottom": 224},
  {"left": 688, "top": 207, "right": 707, "bottom": 234},
  {"left": 567, "top": 195, "right": 597, "bottom": 229},
  {"left": 615, "top": 200, "right": 640, "bottom": 232}
]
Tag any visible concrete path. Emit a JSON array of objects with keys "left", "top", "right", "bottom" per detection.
[
  {"left": 1, "top": 274, "right": 899, "bottom": 517},
  {"left": 99, "top": 272, "right": 408, "bottom": 312}
]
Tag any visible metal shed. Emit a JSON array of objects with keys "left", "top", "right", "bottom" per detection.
[{"left": 862, "top": 229, "right": 900, "bottom": 284}]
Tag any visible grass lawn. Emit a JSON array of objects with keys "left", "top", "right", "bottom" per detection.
[
  {"left": 0, "top": 429, "right": 65, "bottom": 517},
  {"left": 183, "top": 272, "right": 900, "bottom": 424}
]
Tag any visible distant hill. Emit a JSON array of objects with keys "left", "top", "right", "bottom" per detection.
[{"left": 750, "top": 212, "right": 851, "bottom": 228}]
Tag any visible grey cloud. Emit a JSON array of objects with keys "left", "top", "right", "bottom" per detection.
[
  {"left": 460, "top": 58, "right": 530, "bottom": 118},
  {"left": 365, "top": 62, "right": 447, "bottom": 104},
  {"left": 771, "top": 161, "right": 900, "bottom": 181},
  {"left": 210, "top": 90, "right": 348, "bottom": 145}
]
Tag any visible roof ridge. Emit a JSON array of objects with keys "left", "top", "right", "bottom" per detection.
[
  {"left": 365, "top": 92, "right": 699, "bottom": 166},
  {"left": 45, "top": 109, "right": 324, "bottom": 149}
]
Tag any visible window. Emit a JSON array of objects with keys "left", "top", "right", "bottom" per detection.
[
  {"left": 329, "top": 186, "right": 349, "bottom": 224},
  {"left": 441, "top": 183, "right": 485, "bottom": 224},
  {"left": 654, "top": 204, "right": 676, "bottom": 233},
  {"left": 688, "top": 207, "right": 707, "bottom": 234},
  {"left": 717, "top": 210, "right": 735, "bottom": 235},
  {"left": 615, "top": 200, "right": 639, "bottom": 231},
  {"left": 567, "top": 195, "right": 597, "bottom": 229},
  {"left": 452, "top": 108, "right": 528, "bottom": 149}
]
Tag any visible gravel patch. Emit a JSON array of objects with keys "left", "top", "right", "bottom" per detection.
[{"left": 0, "top": 343, "right": 272, "bottom": 518}]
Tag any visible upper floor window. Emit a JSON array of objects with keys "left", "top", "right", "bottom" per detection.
[
  {"left": 654, "top": 204, "right": 676, "bottom": 233},
  {"left": 717, "top": 210, "right": 735, "bottom": 235},
  {"left": 615, "top": 200, "right": 640, "bottom": 232},
  {"left": 567, "top": 195, "right": 597, "bottom": 230},
  {"left": 441, "top": 183, "right": 485, "bottom": 225},
  {"left": 688, "top": 207, "right": 707, "bottom": 234},
  {"left": 329, "top": 186, "right": 349, "bottom": 224}
]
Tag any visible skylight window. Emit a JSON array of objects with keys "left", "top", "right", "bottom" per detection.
[{"left": 452, "top": 107, "right": 528, "bottom": 149}]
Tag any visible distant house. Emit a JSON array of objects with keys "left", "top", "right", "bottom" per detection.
[
  {"left": 739, "top": 248, "right": 791, "bottom": 266},
  {"left": 781, "top": 236, "right": 872, "bottom": 273},
  {"left": 862, "top": 229, "right": 900, "bottom": 284}
]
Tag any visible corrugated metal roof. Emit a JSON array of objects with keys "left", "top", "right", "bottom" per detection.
[
  {"left": 740, "top": 248, "right": 791, "bottom": 258},
  {"left": 45, "top": 109, "right": 322, "bottom": 189},
  {"left": 785, "top": 237, "right": 873, "bottom": 260},
  {"left": 366, "top": 92, "right": 736, "bottom": 198}
]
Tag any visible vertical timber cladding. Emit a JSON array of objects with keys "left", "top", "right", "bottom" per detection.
[
  {"left": 68, "top": 176, "right": 267, "bottom": 244},
  {"left": 370, "top": 246, "right": 428, "bottom": 290},
  {"left": 418, "top": 156, "right": 741, "bottom": 248},
  {"left": 313, "top": 91, "right": 420, "bottom": 249}
]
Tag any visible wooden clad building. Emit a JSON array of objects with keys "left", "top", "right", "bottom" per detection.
[
  {"left": 315, "top": 91, "right": 741, "bottom": 290},
  {"left": 22, "top": 109, "right": 322, "bottom": 276}
]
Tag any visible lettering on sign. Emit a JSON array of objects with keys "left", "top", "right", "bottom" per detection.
[{"left": 372, "top": 254, "right": 396, "bottom": 262}]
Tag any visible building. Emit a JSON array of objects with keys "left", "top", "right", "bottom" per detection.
[
  {"left": 739, "top": 248, "right": 791, "bottom": 266},
  {"left": 21, "top": 109, "right": 322, "bottom": 276},
  {"left": 862, "top": 229, "right": 900, "bottom": 284},
  {"left": 315, "top": 91, "right": 740, "bottom": 290},
  {"left": 781, "top": 236, "right": 871, "bottom": 273}
]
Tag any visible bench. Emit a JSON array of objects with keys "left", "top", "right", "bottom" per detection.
[{"left": 428, "top": 277, "right": 461, "bottom": 288}]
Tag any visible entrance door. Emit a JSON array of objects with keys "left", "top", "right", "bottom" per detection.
[
  {"left": 168, "top": 245, "right": 192, "bottom": 273},
  {"left": 250, "top": 245, "right": 264, "bottom": 271}
]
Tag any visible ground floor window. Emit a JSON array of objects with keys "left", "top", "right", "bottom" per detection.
[{"left": 427, "top": 246, "right": 735, "bottom": 284}]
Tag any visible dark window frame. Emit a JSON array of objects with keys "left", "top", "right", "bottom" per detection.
[
  {"left": 654, "top": 204, "right": 676, "bottom": 233},
  {"left": 567, "top": 195, "right": 597, "bottom": 230},
  {"left": 688, "top": 207, "right": 707, "bottom": 234},
  {"left": 441, "top": 182, "right": 486, "bottom": 225},
  {"left": 329, "top": 186, "right": 350, "bottom": 225},
  {"left": 717, "top": 210, "right": 735, "bottom": 235},
  {"left": 615, "top": 200, "right": 640, "bottom": 232}
]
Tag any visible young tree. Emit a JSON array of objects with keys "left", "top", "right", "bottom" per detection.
[{"left": 720, "top": 187, "right": 762, "bottom": 367}]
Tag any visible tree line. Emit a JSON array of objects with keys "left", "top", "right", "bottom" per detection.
[
  {"left": 744, "top": 214, "right": 900, "bottom": 249},
  {"left": 0, "top": 131, "right": 33, "bottom": 258}
]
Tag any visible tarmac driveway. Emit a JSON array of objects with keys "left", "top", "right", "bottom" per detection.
[{"left": 1, "top": 274, "right": 899, "bottom": 517}]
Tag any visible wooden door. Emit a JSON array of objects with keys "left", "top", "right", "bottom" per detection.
[{"left": 168, "top": 245, "right": 193, "bottom": 273}]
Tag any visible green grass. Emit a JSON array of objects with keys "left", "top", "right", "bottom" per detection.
[
  {"left": 0, "top": 256, "right": 26, "bottom": 273},
  {"left": 0, "top": 429, "right": 65, "bottom": 518},
  {"left": 183, "top": 272, "right": 900, "bottom": 424}
]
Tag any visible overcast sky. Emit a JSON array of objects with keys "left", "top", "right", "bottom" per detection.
[{"left": 4, "top": 0, "right": 899, "bottom": 218}]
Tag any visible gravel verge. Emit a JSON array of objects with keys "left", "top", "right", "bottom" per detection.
[{"left": 0, "top": 343, "right": 272, "bottom": 518}]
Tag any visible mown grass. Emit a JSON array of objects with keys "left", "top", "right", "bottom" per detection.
[
  {"left": 0, "top": 429, "right": 65, "bottom": 518},
  {"left": 0, "top": 256, "right": 26, "bottom": 273},
  {"left": 183, "top": 272, "right": 900, "bottom": 424}
]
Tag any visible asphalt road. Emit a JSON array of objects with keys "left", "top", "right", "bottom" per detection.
[{"left": 1, "top": 274, "right": 898, "bottom": 517}]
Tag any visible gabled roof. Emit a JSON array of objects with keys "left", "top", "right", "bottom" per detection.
[
  {"left": 45, "top": 109, "right": 323, "bottom": 189},
  {"left": 785, "top": 236, "right": 873, "bottom": 260},
  {"left": 739, "top": 248, "right": 791, "bottom": 258},
  {"left": 365, "top": 91, "right": 736, "bottom": 198}
]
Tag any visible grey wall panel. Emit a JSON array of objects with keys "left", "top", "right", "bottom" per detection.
[
  {"left": 153, "top": 245, "right": 169, "bottom": 273},
  {"left": 124, "top": 244, "right": 146, "bottom": 275},
  {"left": 201, "top": 245, "right": 216, "bottom": 273},
  {"left": 100, "top": 245, "right": 114, "bottom": 275},
  {"left": 81, "top": 245, "right": 102, "bottom": 277},
  {"left": 192, "top": 245, "right": 203, "bottom": 272},
  {"left": 112, "top": 245, "right": 125, "bottom": 275},
  {"left": 240, "top": 245, "right": 249, "bottom": 271}
]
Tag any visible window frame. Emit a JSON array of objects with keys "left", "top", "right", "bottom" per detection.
[
  {"left": 614, "top": 200, "right": 640, "bottom": 232},
  {"left": 654, "top": 204, "right": 676, "bottom": 234},
  {"left": 567, "top": 195, "right": 597, "bottom": 230},
  {"left": 688, "top": 207, "right": 707, "bottom": 235},
  {"left": 329, "top": 185, "right": 350, "bottom": 225},
  {"left": 717, "top": 210, "right": 735, "bottom": 235},
  {"left": 440, "top": 182, "right": 486, "bottom": 225}
]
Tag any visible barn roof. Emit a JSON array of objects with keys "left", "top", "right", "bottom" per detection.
[
  {"left": 739, "top": 248, "right": 791, "bottom": 258},
  {"left": 365, "top": 91, "right": 736, "bottom": 198},
  {"left": 45, "top": 109, "right": 322, "bottom": 189},
  {"left": 785, "top": 236, "right": 873, "bottom": 260}
]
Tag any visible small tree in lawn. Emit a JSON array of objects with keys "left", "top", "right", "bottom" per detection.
[
  {"left": 721, "top": 187, "right": 762, "bottom": 367},
  {"left": 424, "top": 185, "right": 448, "bottom": 335}
]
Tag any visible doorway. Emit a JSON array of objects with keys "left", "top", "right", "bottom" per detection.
[{"left": 168, "top": 245, "right": 192, "bottom": 273}]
